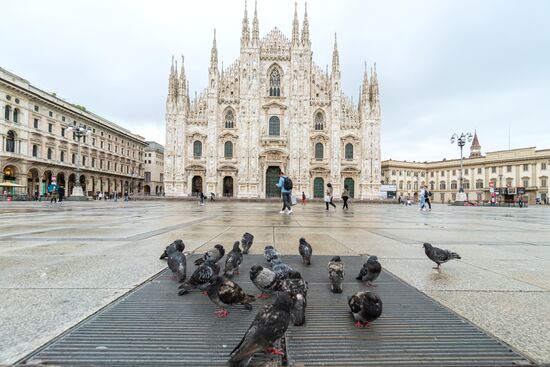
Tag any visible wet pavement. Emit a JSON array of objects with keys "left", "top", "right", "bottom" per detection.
[{"left": 0, "top": 200, "right": 549, "bottom": 365}]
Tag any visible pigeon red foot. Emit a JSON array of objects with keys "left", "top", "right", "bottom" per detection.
[
  {"left": 265, "top": 347, "right": 284, "bottom": 356},
  {"left": 215, "top": 309, "right": 229, "bottom": 318},
  {"left": 256, "top": 293, "right": 270, "bottom": 299},
  {"left": 354, "top": 320, "right": 369, "bottom": 328}
]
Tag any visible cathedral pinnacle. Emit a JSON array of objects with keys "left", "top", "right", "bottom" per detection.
[
  {"left": 301, "top": 2, "right": 310, "bottom": 46},
  {"left": 332, "top": 33, "right": 339, "bottom": 73},
  {"left": 210, "top": 29, "right": 218, "bottom": 68},
  {"left": 241, "top": 0, "right": 250, "bottom": 47},
  {"left": 292, "top": 2, "right": 300, "bottom": 46},
  {"left": 252, "top": 0, "right": 259, "bottom": 46}
]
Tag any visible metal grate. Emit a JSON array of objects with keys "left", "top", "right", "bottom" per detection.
[{"left": 20, "top": 255, "right": 532, "bottom": 367}]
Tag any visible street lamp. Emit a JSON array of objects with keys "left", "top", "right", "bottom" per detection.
[
  {"left": 67, "top": 124, "right": 92, "bottom": 199},
  {"left": 450, "top": 132, "right": 473, "bottom": 202}
]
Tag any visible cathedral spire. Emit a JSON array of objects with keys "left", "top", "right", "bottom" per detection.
[
  {"left": 332, "top": 33, "right": 339, "bottom": 74},
  {"left": 362, "top": 61, "right": 369, "bottom": 103},
  {"left": 210, "top": 29, "right": 218, "bottom": 68},
  {"left": 251, "top": 0, "right": 259, "bottom": 46},
  {"left": 301, "top": 2, "right": 310, "bottom": 46},
  {"left": 292, "top": 2, "right": 300, "bottom": 46},
  {"left": 241, "top": 0, "right": 250, "bottom": 48},
  {"left": 179, "top": 55, "right": 187, "bottom": 96},
  {"left": 469, "top": 130, "right": 482, "bottom": 157}
]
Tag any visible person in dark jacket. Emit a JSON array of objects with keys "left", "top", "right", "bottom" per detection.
[{"left": 342, "top": 185, "right": 350, "bottom": 210}]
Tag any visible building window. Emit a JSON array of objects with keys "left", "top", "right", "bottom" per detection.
[
  {"left": 269, "top": 67, "right": 281, "bottom": 96},
  {"left": 13, "top": 108, "right": 19, "bottom": 123},
  {"left": 4, "top": 105, "right": 11, "bottom": 120},
  {"left": 34, "top": 105, "right": 39, "bottom": 112},
  {"left": 101, "top": 141, "right": 104, "bottom": 148},
  {"left": 269, "top": 116, "right": 280, "bottom": 136},
  {"left": 32, "top": 145, "right": 38, "bottom": 157},
  {"left": 476, "top": 180, "right": 483, "bottom": 189},
  {"left": 5, "top": 130, "right": 15, "bottom": 152},
  {"left": 464, "top": 181, "right": 470, "bottom": 189},
  {"left": 523, "top": 179, "right": 529, "bottom": 187},
  {"left": 48, "top": 123, "right": 53, "bottom": 133},
  {"left": 224, "top": 110, "right": 234, "bottom": 128},
  {"left": 399, "top": 181, "right": 403, "bottom": 189},
  {"left": 60, "top": 151, "right": 64, "bottom": 162},
  {"left": 72, "top": 153, "right": 76, "bottom": 164},
  {"left": 440, "top": 181, "right": 446, "bottom": 190},
  {"left": 314, "top": 112, "right": 324, "bottom": 130},
  {"left": 160, "top": 173, "right": 163, "bottom": 182},
  {"left": 61, "top": 127, "right": 65, "bottom": 137},
  {"left": 49, "top": 111, "right": 53, "bottom": 117},
  {"left": 542, "top": 178, "right": 547, "bottom": 187},
  {"left": 92, "top": 158, "right": 96, "bottom": 168},
  {"left": 430, "top": 172, "right": 434, "bottom": 178},
  {"left": 451, "top": 181, "right": 457, "bottom": 190},
  {"left": 429, "top": 181, "right": 435, "bottom": 190},
  {"left": 145, "top": 172, "right": 151, "bottom": 182},
  {"left": 345, "top": 143, "right": 353, "bottom": 160},
  {"left": 452, "top": 169, "right": 456, "bottom": 176},
  {"left": 315, "top": 143, "right": 324, "bottom": 160},
  {"left": 464, "top": 168, "right": 469, "bottom": 175},
  {"left": 492, "top": 167, "right": 497, "bottom": 173},
  {"left": 224, "top": 141, "right": 233, "bottom": 158},
  {"left": 100, "top": 160, "right": 103, "bottom": 169},
  {"left": 92, "top": 138, "right": 96, "bottom": 146},
  {"left": 193, "top": 141, "right": 202, "bottom": 157},
  {"left": 441, "top": 171, "right": 445, "bottom": 177},
  {"left": 82, "top": 156, "right": 86, "bottom": 166},
  {"left": 47, "top": 148, "right": 52, "bottom": 160},
  {"left": 391, "top": 170, "right": 396, "bottom": 176},
  {"left": 523, "top": 164, "right": 528, "bottom": 171},
  {"left": 62, "top": 116, "right": 65, "bottom": 122},
  {"left": 477, "top": 168, "right": 482, "bottom": 174},
  {"left": 542, "top": 162, "right": 547, "bottom": 170}
]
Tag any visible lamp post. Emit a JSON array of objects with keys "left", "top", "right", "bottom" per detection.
[
  {"left": 450, "top": 132, "right": 473, "bottom": 204},
  {"left": 67, "top": 124, "right": 92, "bottom": 199}
]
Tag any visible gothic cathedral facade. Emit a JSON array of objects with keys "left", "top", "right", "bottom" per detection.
[{"left": 164, "top": 3, "right": 381, "bottom": 199}]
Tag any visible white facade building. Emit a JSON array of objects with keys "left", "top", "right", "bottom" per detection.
[{"left": 164, "top": 3, "right": 381, "bottom": 199}]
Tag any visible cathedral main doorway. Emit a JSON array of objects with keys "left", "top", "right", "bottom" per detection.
[
  {"left": 223, "top": 176, "right": 234, "bottom": 197},
  {"left": 191, "top": 176, "right": 202, "bottom": 196},
  {"left": 313, "top": 177, "right": 324, "bottom": 198},
  {"left": 265, "top": 166, "right": 281, "bottom": 198}
]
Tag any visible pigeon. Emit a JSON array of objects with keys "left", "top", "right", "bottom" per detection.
[
  {"left": 159, "top": 239, "right": 185, "bottom": 260},
  {"left": 298, "top": 237, "right": 313, "bottom": 265},
  {"left": 328, "top": 256, "right": 345, "bottom": 293},
  {"left": 356, "top": 255, "right": 382, "bottom": 287},
  {"left": 423, "top": 243, "right": 461, "bottom": 269},
  {"left": 264, "top": 245, "right": 279, "bottom": 266},
  {"left": 250, "top": 265, "right": 282, "bottom": 299},
  {"left": 348, "top": 291, "right": 383, "bottom": 328},
  {"left": 224, "top": 241, "right": 244, "bottom": 278},
  {"left": 178, "top": 260, "right": 220, "bottom": 295},
  {"left": 241, "top": 232, "right": 254, "bottom": 255},
  {"left": 228, "top": 293, "right": 292, "bottom": 367},
  {"left": 206, "top": 276, "right": 255, "bottom": 318},
  {"left": 271, "top": 256, "right": 294, "bottom": 278},
  {"left": 167, "top": 251, "right": 187, "bottom": 283},
  {"left": 194, "top": 244, "right": 225, "bottom": 266},
  {"left": 280, "top": 270, "right": 308, "bottom": 326}
]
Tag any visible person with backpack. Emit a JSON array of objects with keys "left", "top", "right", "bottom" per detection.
[
  {"left": 276, "top": 171, "right": 293, "bottom": 214},
  {"left": 425, "top": 187, "right": 432, "bottom": 211},
  {"left": 325, "top": 183, "right": 336, "bottom": 210}
]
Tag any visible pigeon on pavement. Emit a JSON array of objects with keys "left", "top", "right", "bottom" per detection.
[
  {"left": 423, "top": 243, "right": 461, "bottom": 269},
  {"left": 348, "top": 291, "right": 383, "bottom": 328},
  {"left": 194, "top": 244, "right": 225, "bottom": 266},
  {"left": 241, "top": 232, "right": 254, "bottom": 255},
  {"left": 167, "top": 251, "right": 187, "bottom": 283},
  {"left": 159, "top": 239, "right": 185, "bottom": 260},
  {"left": 178, "top": 260, "right": 220, "bottom": 295},
  {"left": 250, "top": 265, "right": 282, "bottom": 299},
  {"left": 298, "top": 238, "right": 313, "bottom": 265},
  {"left": 280, "top": 270, "right": 308, "bottom": 326},
  {"left": 228, "top": 293, "right": 292, "bottom": 367},
  {"left": 271, "top": 256, "right": 294, "bottom": 278},
  {"left": 356, "top": 255, "right": 382, "bottom": 287},
  {"left": 264, "top": 245, "right": 279, "bottom": 266},
  {"left": 328, "top": 256, "right": 345, "bottom": 293},
  {"left": 206, "top": 276, "right": 255, "bottom": 318},
  {"left": 224, "top": 241, "right": 244, "bottom": 278}
]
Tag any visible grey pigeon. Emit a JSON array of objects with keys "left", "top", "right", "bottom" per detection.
[
  {"left": 356, "top": 255, "right": 382, "bottom": 287},
  {"left": 271, "top": 256, "right": 294, "bottom": 278},
  {"left": 241, "top": 232, "right": 254, "bottom": 255},
  {"left": 159, "top": 239, "right": 185, "bottom": 260},
  {"left": 228, "top": 293, "right": 292, "bottom": 367},
  {"left": 348, "top": 291, "right": 383, "bottom": 328},
  {"left": 250, "top": 265, "right": 282, "bottom": 299},
  {"left": 167, "top": 251, "right": 187, "bottom": 283},
  {"left": 298, "top": 237, "right": 313, "bottom": 265},
  {"left": 423, "top": 242, "right": 461, "bottom": 269},
  {"left": 178, "top": 260, "right": 220, "bottom": 295},
  {"left": 280, "top": 270, "right": 308, "bottom": 326},
  {"left": 264, "top": 245, "right": 279, "bottom": 266},
  {"left": 224, "top": 241, "right": 243, "bottom": 278},
  {"left": 194, "top": 244, "right": 225, "bottom": 266},
  {"left": 206, "top": 276, "right": 255, "bottom": 318},
  {"left": 328, "top": 256, "right": 345, "bottom": 293}
]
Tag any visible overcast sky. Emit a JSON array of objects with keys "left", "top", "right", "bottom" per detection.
[{"left": 2, "top": 0, "right": 549, "bottom": 161}]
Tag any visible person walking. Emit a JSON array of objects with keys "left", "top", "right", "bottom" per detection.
[
  {"left": 301, "top": 191, "right": 306, "bottom": 206},
  {"left": 276, "top": 171, "right": 293, "bottom": 214},
  {"left": 199, "top": 191, "right": 205, "bottom": 205},
  {"left": 419, "top": 186, "right": 426, "bottom": 211},
  {"left": 48, "top": 181, "right": 58, "bottom": 204},
  {"left": 113, "top": 191, "right": 118, "bottom": 202},
  {"left": 342, "top": 185, "right": 350, "bottom": 210},
  {"left": 124, "top": 190, "right": 129, "bottom": 202},
  {"left": 325, "top": 183, "right": 336, "bottom": 210},
  {"left": 425, "top": 187, "right": 432, "bottom": 211},
  {"left": 58, "top": 186, "right": 65, "bottom": 202}
]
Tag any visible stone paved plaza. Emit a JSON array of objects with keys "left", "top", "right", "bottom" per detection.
[{"left": 1, "top": 201, "right": 549, "bottom": 365}]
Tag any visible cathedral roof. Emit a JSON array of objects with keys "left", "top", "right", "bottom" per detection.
[{"left": 261, "top": 27, "right": 291, "bottom": 59}]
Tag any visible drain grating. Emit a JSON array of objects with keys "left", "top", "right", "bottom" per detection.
[{"left": 20, "top": 255, "right": 532, "bottom": 367}]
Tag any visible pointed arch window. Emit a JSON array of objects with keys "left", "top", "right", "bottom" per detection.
[
  {"left": 269, "top": 116, "right": 280, "bottom": 136},
  {"left": 345, "top": 143, "right": 354, "bottom": 160},
  {"left": 314, "top": 112, "right": 324, "bottom": 130},
  {"left": 315, "top": 142, "right": 324, "bottom": 160},
  {"left": 269, "top": 68, "right": 281, "bottom": 96},
  {"left": 193, "top": 141, "right": 202, "bottom": 158},
  {"left": 224, "top": 141, "right": 233, "bottom": 158},
  {"left": 6, "top": 130, "right": 15, "bottom": 152},
  {"left": 224, "top": 110, "right": 234, "bottom": 129}
]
